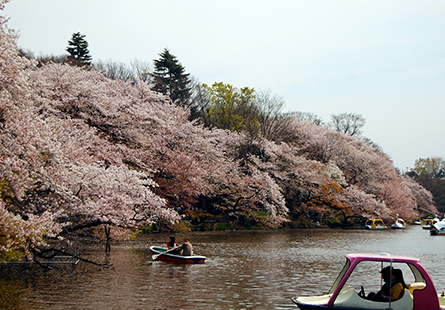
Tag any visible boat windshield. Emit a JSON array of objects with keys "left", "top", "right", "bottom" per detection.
[
  {"left": 328, "top": 258, "right": 350, "bottom": 294},
  {"left": 407, "top": 263, "right": 426, "bottom": 283}
]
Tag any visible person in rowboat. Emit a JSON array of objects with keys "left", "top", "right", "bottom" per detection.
[
  {"left": 166, "top": 235, "right": 180, "bottom": 254},
  {"left": 167, "top": 235, "right": 179, "bottom": 249},
  {"left": 178, "top": 237, "right": 194, "bottom": 256}
]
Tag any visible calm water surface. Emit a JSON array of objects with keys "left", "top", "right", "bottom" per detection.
[{"left": 1, "top": 226, "right": 444, "bottom": 310}]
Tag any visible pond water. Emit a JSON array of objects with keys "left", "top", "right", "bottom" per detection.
[{"left": 1, "top": 225, "right": 444, "bottom": 310}]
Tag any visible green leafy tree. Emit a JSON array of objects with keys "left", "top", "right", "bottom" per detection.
[
  {"left": 411, "top": 157, "right": 445, "bottom": 212},
  {"left": 415, "top": 157, "right": 441, "bottom": 179},
  {"left": 152, "top": 48, "right": 191, "bottom": 107},
  {"left": 202, "top": 82, "right": 256, "bottom": 132},
  {"left": 66, "top": 32, "right": 92, "bottom": 67}
]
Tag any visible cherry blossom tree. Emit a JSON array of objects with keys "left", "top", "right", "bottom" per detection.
[
  {"left": 401, "top": 176, "right": 438, "bottom": 217},
  {"left": 283, "top": 118, "right": 434, "bottom": 222},
  {"left": 1, "top": 0, "right": 62, "bottom": 259},
  {"left": 0, "top": 5, "right": 180, "bottom": 255}
]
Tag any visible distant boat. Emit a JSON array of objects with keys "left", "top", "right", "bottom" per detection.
[
  {"left": 364, "top": 219, "right": 387, "bottom": 230},
  {"left": 422, "top": 218, "right": 436, "bottom": 230},
  {"left": 391, "top": 215, "right": 406, "bottom": 229},
  {"left": 411, "top": 220, "right": 422, "bottom": 225}
]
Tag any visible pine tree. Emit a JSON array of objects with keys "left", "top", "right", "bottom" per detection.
[
  {"left": 66, "top": 32, "right": 92, "bottom": 67},
  {"left": 152, "top": 48, "right": 191, "bottom": 107}
]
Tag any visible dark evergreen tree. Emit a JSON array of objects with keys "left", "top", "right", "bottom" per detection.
[
  {"left": 66, "top": 32, "right": 92, "bottom": 67},
  {"left": 152, "top": 48, "right": 191, "bottom": 107}
]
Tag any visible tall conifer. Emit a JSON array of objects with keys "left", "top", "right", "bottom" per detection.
[
  {"left": 66, "top": 32, "right": 92, "bottom": 67},
  {"left": 152, "top": 48, "right": 191, "bottom": 106}
]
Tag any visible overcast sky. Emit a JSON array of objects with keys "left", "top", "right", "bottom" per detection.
[{"left": 3, "top": 0, "right": 445, "bottom": 171}]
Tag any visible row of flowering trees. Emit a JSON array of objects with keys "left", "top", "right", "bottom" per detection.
[{"left": 0, "top": 0, "right": 438, "bottom": 261}]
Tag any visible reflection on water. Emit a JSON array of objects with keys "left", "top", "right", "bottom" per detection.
[{"left": 1, "top": 226, "right": 444, "bottom": 309}]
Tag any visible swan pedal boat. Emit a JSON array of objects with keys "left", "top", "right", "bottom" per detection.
[
  {"left": 150, "top": 246, "right": 206, "bottom": 264},
  {"left": 391, "top": 219, "right": 406, "bottom": 229},
  {"left": 292, "top": 253, "right": 445, "bottom": 310},
  {"left": 391, "top": 215, "right": 406, "bottom": 229}
]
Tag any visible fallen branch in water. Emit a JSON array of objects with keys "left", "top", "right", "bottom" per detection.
[{"left": 33, "top": 248, "right": 113, "bottom": 269}]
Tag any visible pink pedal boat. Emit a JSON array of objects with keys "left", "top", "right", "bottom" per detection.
[{"left": 292, "top": 253, "right": 445, "bottom": 310}]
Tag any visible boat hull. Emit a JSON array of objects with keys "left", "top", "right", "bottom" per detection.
[
  {"left": 293, "top": 299, "right": 421, "bottom": 310},
  {"left": 391, "top": 225, "right": 406, "bottom": 229},
  {"left": 294, "top": 303, "right": 401, "bottom": 310},
  {"left": 150, "top": 246, "right": 206, "bottom": 264},
  {"left": 294, "top": 303, "right": 381, "bottom": 310}
]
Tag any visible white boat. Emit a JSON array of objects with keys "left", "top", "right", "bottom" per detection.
[
  {"left": 391, "top": 215, "right": 406, "bottom": 229},
  {"left": 150, "top": 246, "right": 206, "bottom": 264}
]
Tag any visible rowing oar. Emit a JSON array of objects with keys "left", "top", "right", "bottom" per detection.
[{"left": 152, "top": 248, "right": 176, "bottom": 260}]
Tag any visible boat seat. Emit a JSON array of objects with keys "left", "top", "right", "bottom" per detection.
[
  {"left": 333, "top": 287, "right": 413, "bottom": 310},
  {"left": 407, "top": 282, "right": 426, "bottom": 294}
]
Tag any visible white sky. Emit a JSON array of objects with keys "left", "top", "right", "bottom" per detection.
[{"left": 3, "top": 0, "right": 445, "bottom": 171}]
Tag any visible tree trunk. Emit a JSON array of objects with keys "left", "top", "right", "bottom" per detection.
[{"left": 104, "top": 224, "right": 111, "bottom": 253}]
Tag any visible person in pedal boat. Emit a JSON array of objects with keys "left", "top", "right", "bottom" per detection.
[
  {"left": 367, "top": 266, "right": 406, "bottom": 301},
  {"left": 381, "top": 268, "right": 406, "bottom": 301}
]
